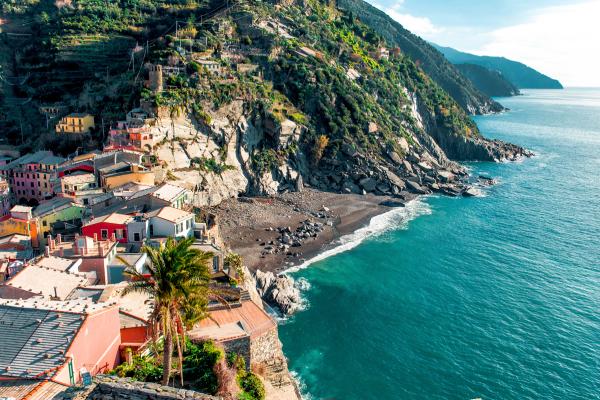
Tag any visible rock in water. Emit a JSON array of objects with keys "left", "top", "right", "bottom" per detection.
[{"left": 253, "top": 270, "right": 303, "bottom": 315}]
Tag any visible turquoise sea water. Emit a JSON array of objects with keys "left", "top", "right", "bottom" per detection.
[{"left": 279, "top": 89, "right": 600, "bottom": 400}]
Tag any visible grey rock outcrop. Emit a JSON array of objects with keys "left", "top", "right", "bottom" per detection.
[{"left": 254, "top": 270, "right": 303, "bottom": 315}]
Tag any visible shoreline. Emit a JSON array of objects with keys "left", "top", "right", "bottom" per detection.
[{"left": 211, "top": 189, "right": 418, "bottom": 275}]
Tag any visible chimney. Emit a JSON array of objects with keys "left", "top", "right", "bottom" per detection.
[
  {"left": 111, "top": 233, "right": 116, "bottom": 242},
  {"left": 44, "top": 246, "right": 50, "bottom": 257},
  {"left": 93, "top": 233, "right": 98, "bottom": 242},
  {"left": 47, "top": 235, "right": 53, "bottom": 251},
  {"left": 98, "top": 241, "right": 103, "bottom": 256},
  {"left": 73, "top": 234, "right": 79, "bottom": 255},
  {"left": 57, "top": 234, "right": 62, "bottom": 244},
  {"left": 59, "top": 247, "right": 64, "bottom": 257}
]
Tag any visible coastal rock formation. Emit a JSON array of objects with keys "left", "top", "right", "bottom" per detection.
[{"left": 254, "top": 270, "right": 303, "bottom": 316}]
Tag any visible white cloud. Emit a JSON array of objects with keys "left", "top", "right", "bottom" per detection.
[
  {"left": 372, "top": 2, "right": 442, "bottom": 37},
  {"left": 474, "top": 1, "right": 600, "bottom": 87}
]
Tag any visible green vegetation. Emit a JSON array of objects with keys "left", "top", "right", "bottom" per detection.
[
  {"left": 191, "top": 156, "right": 235, "bottom": 175},
  {"left": 111, "top": 354, "right": 163, "bottom": 382},
  {"left": 122, "top": 237, "right": 214, "bottom": 385}
]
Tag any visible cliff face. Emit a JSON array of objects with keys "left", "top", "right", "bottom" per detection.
[{"left": 134, "top": 0, "right": 530, "bottom": 203}]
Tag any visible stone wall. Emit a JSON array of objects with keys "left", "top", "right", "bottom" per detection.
[
  {"left": 59, "top": 375, "right": 221, "bottom": 400},
  {"left": 250, "top": 327, "right": 281, "bottom": 365}
]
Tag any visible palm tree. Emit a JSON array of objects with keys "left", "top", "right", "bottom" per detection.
[{"left": 122, "top": 237, "right": 214, "bottom": 385}]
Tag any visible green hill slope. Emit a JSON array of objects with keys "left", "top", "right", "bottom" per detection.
[
  {"left": 434, "top": 44, "right": 563, "bottom": 89},
  {"left": 455, "top": 63, "right": 520, "bottom": 97}
]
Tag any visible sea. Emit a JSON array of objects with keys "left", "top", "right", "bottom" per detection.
[{"left": 279, "top": 88, "right": 600, "bottom": 400}]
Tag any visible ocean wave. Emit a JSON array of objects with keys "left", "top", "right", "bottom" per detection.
[{"left": 284, "top": 198, "right": 432, "bottom": 274}]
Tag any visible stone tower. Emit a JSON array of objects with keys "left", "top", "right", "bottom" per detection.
[{"left": 147, "top": 64, "right": 163, "bottom": 93}]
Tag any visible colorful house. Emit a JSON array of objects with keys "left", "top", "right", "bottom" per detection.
[
  {"left": 98, "top": 163, "right": 155, "bottom": 189},
  {"left": 33, "top": 197, "right": 86, "bottom": 246},
  {"left": 55, "top": 112, "right": 95, "bottom": 134},
  {"left": 47, "top": 234, "right": 118, "bottom": 285},
  {"left": 59, "top": 172, "right": 103, "bottom": 205},
  {"left": 0, "top": 206, "right": 39, "bottom": 248},
  {"left": 0, "top": 298, "right": 121, "bottom": 389},
  {"left": 147, "top": 206, "right": 195, "bottom": 239},
  {"left": 82, "top": 212, "right": 133, "bottom": 243},
  {"left": 0, "top": 150, "right": 65, "bottom": 204}
]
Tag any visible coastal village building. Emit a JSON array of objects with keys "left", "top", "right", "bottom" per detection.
[
  {"left": 0, "top": 151, "right": 65, "bottom": 204},
  {"left": 0, "top": 233, "right": 33, "bottom": 261},
  {"left": 0, "top": 257, "right": 89, "bottom": 300},
  {"left": 0, "top": 206, "right": 40, "bottom": 248},
  {"left": 55, "top": 112, "right": 95, "bottom": 134},
  {"left": 82, "top": 212, "right": 133, "bottom": 244},
  {"left": 107, "top": 108, "right": 156, "bottom": 152},
  {"left": 188, "top": 298, "right": 278, "bottom": 370},
  {"left": 58, "top": 172, "right": 103, "bottom": 205},
  {"left": 146, "top": 206, "right": 195, "bottom": 239},
  {"left": 32, "top": 197, "right": 86, "bottom": 246},
  {"left": 0, "top": 298, "right": 121, "bottom": 390},
  {"left": 98, "top": 162, "right": 155, "bottom": 189},
  {"left": 70, "top": 283, "right": 153, "bottom": 354},
  {"left": 46, "top": 234, "right": 119, "bottom": 285}
]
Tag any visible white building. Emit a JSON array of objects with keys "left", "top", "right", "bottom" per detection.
[{"left": 147, "top": 206, "right": 195, "bottom": 239}]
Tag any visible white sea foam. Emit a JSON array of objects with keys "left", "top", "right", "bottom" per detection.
[{"left": 284, "top": 198, "right": 432, "bottom": 274}]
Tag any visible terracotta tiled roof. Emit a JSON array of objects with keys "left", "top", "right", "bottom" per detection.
[
  {"left": 191, "top": 300, "right": 276, "bottom": 340},
  {"left": 147, "top": 206, "right": 193, "bottom": 223}
]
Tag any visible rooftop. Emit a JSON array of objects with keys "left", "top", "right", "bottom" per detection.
[
  {"left": 189, "top": 299, "right": 276, "bottom": 341},
  {"left": 85, "top": 212, "right": 133, "bottom": 226},
  {"left": 61, "top": 173, "right": 96, "bottom": 184},
  {"left": 147, "top": 206, "right": 194, "bottom": 223},
  {"left": 0, "top": 263, "right": 89, "bottom": 300},
  {"left": 64, "top": 112, "right": 93, "bottom": 118},
  {"left": 0, "top": 379, "right": 68, "bottom": 400},
  {"left": 33, "top": 197, "right": 80, "bottom": 218},
  {"left": 10, "top": 205, "right": 33, "bottom": 214},
  {"left": 32, "top": 255, "right": 81, "bottom": 273},
  {"left": 69, "top": 283, "right": 153, "bottom": 327},
  {"left": 48, "top": 235, "right": 117, "bottom": 259},
  {"left": 0, "top": 301, "right": 88, "bottom": 379},
  {"left": 151, "top": 183, "right": 188, "bottom": 202}
]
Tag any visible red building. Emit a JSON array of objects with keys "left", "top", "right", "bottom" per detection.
[{"left": 82, "top": 212, "right": 133, "bottom": 243}]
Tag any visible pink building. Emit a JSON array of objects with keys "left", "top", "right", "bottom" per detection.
[
  {"left": 47, "top": 233, "right": 118, "bottom": 285},
  {"left": 0, "top": 298, "right": 121, "bottom": 392},
  {"left": 0, "top": 151, "right": 65, "bottom": 206}
]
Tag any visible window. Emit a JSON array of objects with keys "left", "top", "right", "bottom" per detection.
[
  {"left": 134, "top": 232, "right": 140, "bottom": 242},
  {"left": 43, "top": 220, "right": 47, "bottom": 227},
  {"left": 115, "top": 229, "right": 123, "bottom": 239},
  {"left": 212, "top": 257, "right": 219, "bottom": 272},
  {"left": 30, "top": 182, "right": 34, "bottom": 187},
  {"left": 149, "top": 225, "right": 154, "bottom": 236},
  {"left": 101, "top": 229, "right": 108, "bottom": 240},
  {"left": 83, "top": 198, "right": 89, "bottom": 205},
  {"left": 186, "top": 219, "right": 190, "bottom": 229}
]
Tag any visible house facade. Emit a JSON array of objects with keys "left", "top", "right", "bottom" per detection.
[
  {"left": 82, "top": 213, "right": 133, "bottom": 243},
  {"left": 0, "top": 151, "right": 65, "bottom": 204},
  {"left": 147, "top": 206, "right": 195, "bottom": 239},
  {"left": 55, "top": 113, "right": 95, "bottom": 134}
]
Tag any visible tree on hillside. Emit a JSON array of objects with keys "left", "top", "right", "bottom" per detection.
[{"left": 122, "top": 237, "right": 214, "bottom": 386}]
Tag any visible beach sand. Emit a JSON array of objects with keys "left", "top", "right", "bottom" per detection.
[{"left": 210, "top": 189, "right": 414, "bottom": 273}]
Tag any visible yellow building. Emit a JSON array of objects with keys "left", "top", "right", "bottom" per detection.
[{"left": 56, "top": 113, "right": 95, "bottom": 134}]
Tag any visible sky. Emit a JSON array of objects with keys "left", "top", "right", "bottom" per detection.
[{"left": 368, "top": 0, "right": 600, "bottom": 87}]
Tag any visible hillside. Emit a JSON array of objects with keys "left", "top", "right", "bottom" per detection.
[
  {"left": 336, "top": 0, "right": 504, "bottom": 114},
  {"left": 434, "top": 44, "right": 564, "bottom": 89},
  {"left": 455, "top": 63, "right": 520, "bottom": 97},
  {"left": 0, "top": 0, "right": 528, "bottom": 206}
]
